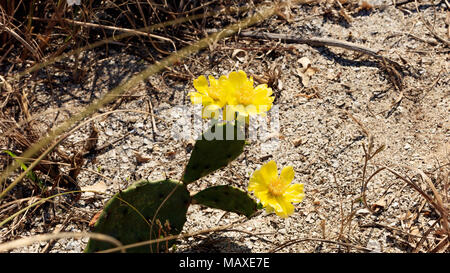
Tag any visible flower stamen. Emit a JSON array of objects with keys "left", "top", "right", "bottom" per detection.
[{"left": 268, "top": 178, "right": 286, "bottom": 197}]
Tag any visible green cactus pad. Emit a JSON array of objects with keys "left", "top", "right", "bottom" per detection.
[
  {"left": 192, "top": 185, "right": 258, "bottom": 218},
  {"left": 84, "top": 179, "right": 190, "bottom": 253},
  {"left": 182, "top": 121, "right": 245, "bottom": 184}
]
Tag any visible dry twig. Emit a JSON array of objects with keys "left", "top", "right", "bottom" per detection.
[
  {"left": 269, "top": 237, "right": 373, "bottom": 253},
  {"left": 413, "top": 0, "right": 450, "bottom": 47},
  {"left": 213, "top": 30, "right": 404, "bottom": 69}
]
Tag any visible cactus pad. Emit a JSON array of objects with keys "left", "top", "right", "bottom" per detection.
[
  {"left": 182, "top": 121, "right": 245, "bottom": 184},
  {"left": 192, "top": 185, "right": 258, "bottom": 218},
  {"left": 84, "top": 179, "right": 190, "bottom": 253}
]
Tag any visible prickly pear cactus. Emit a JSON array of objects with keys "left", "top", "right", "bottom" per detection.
[
  {"left": 192, "top": 185, "right": 259, "bottom": 218},
  {"left": 85, "top": 179, "right": 190, "bottom": 253},
  {"left": 182, "top": 121, "right": 245, "bottom": 184}
]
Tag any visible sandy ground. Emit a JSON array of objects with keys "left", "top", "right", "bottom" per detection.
[{"left": 0, "top": 0, "right": 449, "bottom": 253}]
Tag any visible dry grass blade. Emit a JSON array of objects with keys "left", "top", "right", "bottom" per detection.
[
  {"left": 401, "top": 165, "right": 449, "bottom": 236},
  {"left": 0, "top": 109, "right": 161, "bottom": 200},
  {"left": 413, "top": 0, "right": 450, "bottom": 47},
  {"left": 366, "top": 164, "right": 450, "bottom": 252},
  {"left": 362, "top": 166, "right": 386, "bottom": 213},
  {"left": 430, "top": 235, "right": 449, "bottom": 253},
  {"left": 0, "top": 189, "right": 109, "bottom": 228},
  {"left": 32, "top": 17, "right": 178, "bottom": 52},
  {"left": 0, "top": 232, "right": 123, "bottom": 253},
  {"left": 148, "top": 182, "right": 180, "bottom": 253},
  {"left": 382, "top": 166, "right": 443, "bottom": 215},
  {"left": 0, "top": 23, "right": 43, "bottom": 61},
  {"left": 98, "top": 217, "right": 249, "bottom": 253},
  {"left": 11, "top": 5, "right": 252, "bottom": 81},
  {"left": 413, "top": 217, "right": 441, "bottom": 253},
  {"left": 269, "top": 237, "right": 373, "bottom": 253}
]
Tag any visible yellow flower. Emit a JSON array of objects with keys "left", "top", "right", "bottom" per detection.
[
  {"left": 225, "top": 70, "right": 274, "bottom": 119},
  {"left": 248, "top": 161, "right": 304, "bottom": 218},
  {"left": 188, "top": 71, "right": 274, "bottom": 120},
  {"left": 188, "top": 75, "right": 229, "bottom": 119}
]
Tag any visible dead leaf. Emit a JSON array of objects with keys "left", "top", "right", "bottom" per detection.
[
  {"left": 338, "top": 9, "right": 353, "bottom": 23},
  {"left": 84, "top": 122, "right": 99, "bottom": 153},
  {"left": 232, "top": 49, "right": 247, "bottom": 62},
  {"left": 371, "top": 197, "right": 386, "bottom": 212},
  {"left": 81, "top": 181, "right": 107, "bottom": 194},
  {"left": 262, "top": 62, "right": 282, "bottom": 89},
  {"left": 296, "top": 57, "right": 319, "bottom": 87},
  {"left": 263, "top": 132, "right": 284, "bottom": 142},
  {"left": 165, "top": 151, "right": 176, "bottom": 159},
  {"left": 356, "top": 1, "right": 374, "bottom": 12},
  {"left": 293, "top": 138, "right": 303, "bottom": 147},
  {"left": 276, "top": 1, "right": 294, "bottom": 22},
  {"left": 134, "top": 151, "right": 151, "bottom": 163},
  {"left": 296, "top": 68, "right": 310, "bottom": 87},
  {"left": 69, "top": 152, "right": 84, "bottom": 180},
  {"left": 410, "top": 227, "right": 420, "bottom": 236},
  {"left": 298, "top": 57, "right": 311, "bottom": 68},
  {"left": 306, "top": 66, "right": 319, "bottom": 76},
  {"left": 361, "top": 1, "right": 373, "bottom": 10},
  {"left": 296, "top": 87, "right": 320, "bottom": 100},
  {"left": 89, "top": 210, "right": 103, "bottom": 227},
  {"left": 251, "top": 73, "right": 268, "bottom": 85}
]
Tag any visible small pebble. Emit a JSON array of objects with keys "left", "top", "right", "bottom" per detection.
[
  {"left": 366, "top": 239, "right": 381, "bottom": 253},
  {"left": 356, "top": 208, "right": 371, "bottom": 216},
  {"left": 105, "top": 128, "right": 114, "bottom": 136}
]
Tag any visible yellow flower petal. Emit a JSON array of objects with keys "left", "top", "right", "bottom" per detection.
[
  {"left": 255, "top": 84, "right": 273, "bottom": 96},
  {"left": 248, "top": 170, "right": 268, "bottom": 192},
  {"left": 207, "top": 76, "right": 222, "bottom": 101},
  {"left": 188, "top": 91, "right": 212, "bottom": 105},
  {"left": 274, "top": 196, "right": 295, "bottom": 218},
  {"left": 280, "top": 166, "right": 295, "bottom": 185},
  {"left": 264, "top": 205, "right": 275, "bottom": 214},
  {"left": 284, "top": 184, "right": 305, "bottom": 203},
  {"left": 244, "top": 104, "right": 258, "bottom": 116},
  {"left": 228, "top": 70, "right": 248, "bottom": 90},
  {"left": 259, "top": 161, "right": 278, "bottom": 183},
  {"left": 264, "top": 194, "right": 283, "bottom": 212},
  {"left": 229, "top": 104, "right": 248, "bottom": 117},
  {"left": 202, "top": 104, "right": 222, "bottom": 119},
  {"left": 189, "top": 71, "right": 275, "bottom": 120},
  {"left": 193, "top": 75, "right": 209, "bottom": 95}
]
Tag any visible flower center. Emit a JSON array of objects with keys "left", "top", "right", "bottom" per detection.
[
  {"left": 268, "top": 178, "right": 286, "bottom": 196},
  {"left": 237, "top": 87, "right": 255, "bottom": 105},
  {"left": 208, "top": 87, "right": 221, "bottom": 100}
]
